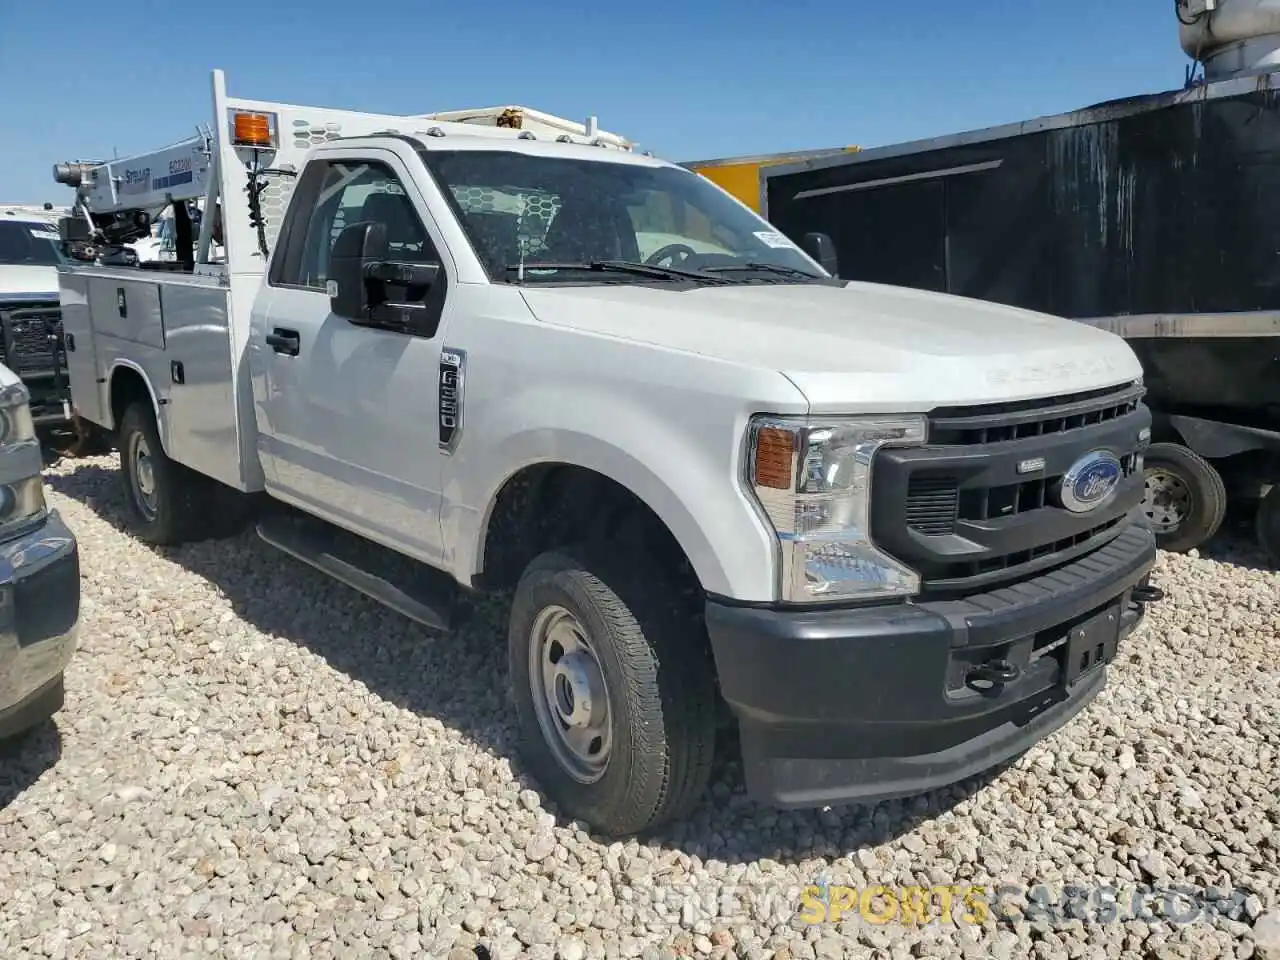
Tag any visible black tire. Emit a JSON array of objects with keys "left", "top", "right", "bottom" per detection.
[
  {"left": 117, "top": 401, "right": 247, "bottom": 545},
  {"left": 1141, "top": 442, "right": 1228, "bottom": 553},
  {"left": 1256, "top": 485, "right": 1280, "bottom": 568},
  {"left": 507, "top": 546, "right": 717, "bottom": 838}
]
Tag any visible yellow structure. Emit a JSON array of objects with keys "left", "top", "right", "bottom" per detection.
[{"left": 683, "top": 147, "right": 860, "bottom": 212}]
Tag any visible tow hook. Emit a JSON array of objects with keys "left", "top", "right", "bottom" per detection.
[
  {"left": 1132, "top": 583, "right": 1164, "bottom": 604},
  {"left": 966, "top": 658, "right": 1021, "bottom": 693},
  {"left": 1127, "top": 581, "right": 1164, "bottom": 630}
]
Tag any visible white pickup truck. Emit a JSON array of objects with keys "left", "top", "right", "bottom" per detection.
[{"left": 52, "top": 71, "right": 1163, "bottom": 836}]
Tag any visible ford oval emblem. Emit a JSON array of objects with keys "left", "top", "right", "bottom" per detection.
[{"left": 1059, "top": 450, "right": 1123, "bottom": 513}]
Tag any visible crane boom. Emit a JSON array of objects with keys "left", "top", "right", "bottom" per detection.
[{"left": 54, "top": 135, "right": 213, "bottom": 216}]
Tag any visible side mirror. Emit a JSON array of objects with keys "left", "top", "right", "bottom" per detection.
[
  {"left": 329, "top": 221, "right": 442, "bottom": 334},
  {"left": 329, "top": 221, "right": 388, "bottom": 320},
  {"left": 801, "top": 231, "right": 839, "bottom": 278}
]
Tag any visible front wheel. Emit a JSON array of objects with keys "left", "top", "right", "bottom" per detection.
[
  {"left": 1141, "top": 442, "right": 1228, "bottom": 553},
  {"left": 508, "top": 546, "right": 717, "bottom": 837}
]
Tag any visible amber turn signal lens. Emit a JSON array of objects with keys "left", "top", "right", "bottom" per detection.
[{"left": 754, "top": 427, "right": 795, "bottom": 490}]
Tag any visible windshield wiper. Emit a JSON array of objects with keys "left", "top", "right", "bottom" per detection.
[
  {"left": 504, "top": 260, "right": 727, "bottom": 284},
  {"left": 703, "top": 262, "right": 824, "bottom": 280}
]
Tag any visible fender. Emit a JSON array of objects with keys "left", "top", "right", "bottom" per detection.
[
  {"left": 451, "top": 418, "right": 781, "bottom": 602},
  {"left": 107, "top": 359, "right": 168, "bottom": 449},
  {"left": 1158, "top": 410, "right": 1280, "bottom": 460},
  {"left": 462, "top": 433, "right": 748, "bottom": 600},
  {"left": 438, "top": 313, "right": 806, "bottom": 603}
]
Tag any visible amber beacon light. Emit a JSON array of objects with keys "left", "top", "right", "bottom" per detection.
[{"left": 231, "top": 111, "right": 276, "bottom": 149}]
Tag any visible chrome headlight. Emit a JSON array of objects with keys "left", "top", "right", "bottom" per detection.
[
  {"left": 0, "top": 383, "right": 45, "bottom": 533},
  {"left": 745, "top": 414, "right": 925, "bottom": 603},
  {"left": 0, "top": 476, "right": 46, "bottom": 529},
  {"left": 0, "top": 383, "right": 37, "bottom": 449}
]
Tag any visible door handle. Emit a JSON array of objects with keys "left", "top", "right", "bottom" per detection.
[{"left": 265, "top": 328, "right": 300, "bottom": 356}]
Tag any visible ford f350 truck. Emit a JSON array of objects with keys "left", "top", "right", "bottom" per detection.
[{"left": 52, "top": 70, "right": 1162, "bottom": 836}]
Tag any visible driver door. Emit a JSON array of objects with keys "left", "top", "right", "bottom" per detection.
[{"left": 251, "top": 149, "right": 455, "bottom": 566}]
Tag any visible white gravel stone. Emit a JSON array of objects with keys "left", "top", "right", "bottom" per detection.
[
  {"left": 1254, "top": 912, "right": 1280, "bottom": 960},
  {"left": 0, "top": 453, "right": 1275, "bottom": 960}
]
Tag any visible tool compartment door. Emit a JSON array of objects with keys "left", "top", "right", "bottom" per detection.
[
  {"left": 160, "top": 282, "right": 240, "bottom": 488},
  {"left": 54, "top": 271, "right": 107, "bottom": 425}
]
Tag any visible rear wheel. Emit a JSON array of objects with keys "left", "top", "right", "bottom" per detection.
[
  {"left": 1256, "top": 485, "right": 1280, "bottom": 568},
  {"left": 507, "top": 545, "right": 717, "bottom": 837},
  {"left": 1141, "top": 442, "right": 1228, "bottom": 553},
  {"left": 117, "top": 401, "right": 247, "bottom": 545}
]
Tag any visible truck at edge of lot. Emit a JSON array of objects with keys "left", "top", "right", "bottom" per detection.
[
  {"left": 50, "top": 69, "right": 1164, "bottom": 837},
  {"left": 0, "top": 206, "right": 77, "bottom": 445},
  {"left": 0, "top": 362, "right": 81, "bottom": 744}
]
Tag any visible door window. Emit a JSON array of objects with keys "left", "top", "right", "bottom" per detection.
[{"left": 287, "top": 160, "right": 438, "bottom": 290}]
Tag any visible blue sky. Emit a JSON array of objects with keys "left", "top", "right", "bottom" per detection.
[{"left": 1, "top": 0, "right": 1190, "bottom": 203}]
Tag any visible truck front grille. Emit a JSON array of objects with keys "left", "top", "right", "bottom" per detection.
[
  {"left": 905, "top": 475, "right": 960, "bottom": 536},
  {"left": 0, "top": 303, "right": 65, "bottom": 376},
  {"left": 926, "top": 384, "right": 1143, "bottom": 446},
  {"left": 875, "top": 382, "right": 1149, "bottom": 597},
  {"left": 905, "top": 452, "right": 1140, "bottom": 537}
]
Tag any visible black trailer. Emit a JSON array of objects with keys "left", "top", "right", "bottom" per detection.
[{"left": 761, "top": 70, "right": 1280, "bottom": 564}]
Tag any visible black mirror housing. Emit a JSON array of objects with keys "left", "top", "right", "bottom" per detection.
[
  {"left": 801, "top": 231, "right": 839, "bottom": 278},
  {"left": 329, "top": 221, "right": 443, "bottom": 335},
  {"left": 329, "top": 221, "right": 389, "bottom": 320}
]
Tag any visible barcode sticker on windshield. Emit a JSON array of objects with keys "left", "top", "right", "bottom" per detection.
[
  {"left": 30, "top": 229, "right": 59, "bottom": 241},
  {"left": 753, "top": 230, "right": 795, "bottom": 249}
]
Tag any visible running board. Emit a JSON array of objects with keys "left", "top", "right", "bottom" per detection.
[{"left": 256, "top": 511, "right": 454, "bottom": 633}]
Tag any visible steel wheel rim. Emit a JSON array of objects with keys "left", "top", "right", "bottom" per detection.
[
  {"left": 1143, "top": 467, "right": 1192, "bottom": 533},
  {"left": 128, "top": 431, "right": 159, "bottom": 521},
  {"left": 528, "top": 604, "right": 613, "bottom": 784}
]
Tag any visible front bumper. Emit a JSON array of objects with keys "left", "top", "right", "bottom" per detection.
[
  {"left": 706, "top": 522, "right": 1157, "bottom": 809},
  {"left": 0, "top": 509, "right": 80, "bottom": 739}
]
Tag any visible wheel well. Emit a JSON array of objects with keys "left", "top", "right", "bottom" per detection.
[
  {"left": 109, "top": 367, "right": 154, "bottom": 434},
  {"left": 479, "top": 464, "right": 703, "bottom": 604}
]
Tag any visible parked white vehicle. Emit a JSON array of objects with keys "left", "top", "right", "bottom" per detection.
[
  {"left": 0, "top": 363, "right": 80, "bottom": 741},
  {"left": 0, "top": 207, "right": 73, "bottom": 430},
  {"left": 52, "top": 70, "right": 1163, "bottom": 836}
]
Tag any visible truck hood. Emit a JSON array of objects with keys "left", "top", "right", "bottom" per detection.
[
  {"left": 518, "top": 280, "right": 1144, "bottom": 411},
  {"left": 0, "top": 265, "right": 59, "bottom": 300}
]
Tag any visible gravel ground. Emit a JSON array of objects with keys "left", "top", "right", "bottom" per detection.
[{"left": 1, "top": 452, "right": 1277, "bottom": 960}]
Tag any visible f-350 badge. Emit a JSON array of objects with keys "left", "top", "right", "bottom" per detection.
[{"left": 438, "top": 348, "right": 465, "bottom": 453}]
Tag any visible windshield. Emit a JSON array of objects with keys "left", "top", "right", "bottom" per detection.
[
  {"left": 0, "top": 219, "right": 66, "bottom": 267},
  {"left": 419, "top": 149, "right": 828, "bottom": 284}
]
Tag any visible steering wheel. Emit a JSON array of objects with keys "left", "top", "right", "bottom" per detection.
[{"left": 645, "top": 242, "right": 697, "bottom": 268}]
